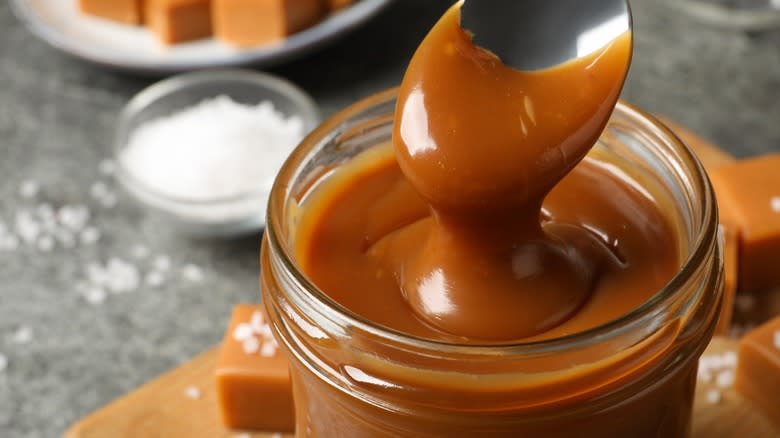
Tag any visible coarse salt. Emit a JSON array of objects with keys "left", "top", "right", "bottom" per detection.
[
  {"left": 181, "top": 264, "right": 204, "bottom": 282},
  {"left": 119, "top": 95, "right": 304, "bottom": 202},
  {"left": 233, "top": 323, "right": 255, "bottom": 342},
  {"left": 185, "top": 385, "right": 201, "bottom": 400},
  {"left": 771, "top": 196, "right": 780, "bottom": 213},
  {"left": 145, "top": 271, "right": 165, "bottom": 288},
  {"left": 10, "top": 326, "right": 33, "bottom": 345},
  {"left": 19, "top": 180, "right": 40, "bottom": 199},
  {"left": 250, "top": 311, "right": 265, "bottom": 333},
  {"left": 153, "top": 255, "right": 171, "bottom": 272},
  {"left": 243, "top": 336, "right": 261, "bottom": 355},
  {"left": 705, "top": 389, "right": 721, "bottom": 404},
  {"left": 260, "top": 342, "right": 277, "bottom": 357},
  {"left": 716, "top": 369, "right": 735, "bottom": 389}
]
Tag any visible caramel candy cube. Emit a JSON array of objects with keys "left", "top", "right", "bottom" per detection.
[
  {"left": 710, "top": 155, "right": 780, "bottom": 292},
  {"left": 79, "top": 0, "right": 144, "bottom": 25},
  {"left": 656, "top": 116, "right": 737, "bottom": 170},
  {"left": 715, "top": 225, "right": 739, "bottom": 335},
  {"left": 735, "top": 315, "right": 780, "bottom": 429},
  {"left": 145, "top": 0, "right": 213, "bottom": 45},
  {"left": 213, "top": 0, "right": 324, "bottom": 47},
  {"left": 215, "top": 305, "right": 294, "bottom": 432}
]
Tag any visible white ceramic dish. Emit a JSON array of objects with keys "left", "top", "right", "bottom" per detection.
[{"left": 11, "top": 0, "right": 393, "bottom": 74}]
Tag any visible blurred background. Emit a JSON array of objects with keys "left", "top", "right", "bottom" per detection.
[{"left": 0, "top": 0, "right": 778, "bottom": 436}]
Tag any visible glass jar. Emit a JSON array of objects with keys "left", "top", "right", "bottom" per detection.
[{"left": 261, "top": 89, "right": 723, "bottom": 437}]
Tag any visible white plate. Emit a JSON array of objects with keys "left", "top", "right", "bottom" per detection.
[{"left": 11, "top": 0, "right": 393, "bottom": 74}]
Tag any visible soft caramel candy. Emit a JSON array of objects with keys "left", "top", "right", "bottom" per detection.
[
  {"left": 215, "top": 305, "right": 294, "bottom": 432},
  {"left": 735, "top": 315, "right": 780, "bottom": 430},
  {"left": 656, "top": 116, "right": 737, "bottom": 170},
  {"left": 213, "top": 0, "right": 324, "bottom": 47},
  {"left": 710, "top": 155, "right": 780, "bottom": 292},
  {"left": 716, "top": 225, "right": 739, "bottom": 335},
  {"left": 326, "top": 0, "right": 355, "bottom": 11},
  {"left": 145, "top": 0, "right": 212, "bottom": 45},
  {"left": 79, "top": 0, "right": 144, "bottom": 25}
]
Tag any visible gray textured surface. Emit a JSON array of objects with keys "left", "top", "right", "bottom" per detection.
[{"left": 0, "top": 0, "right": 778, "bottom": 437}]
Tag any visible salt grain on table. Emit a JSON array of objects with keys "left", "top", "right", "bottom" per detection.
[
  {"left": 185, "top": 385, "right": 201, "bottom": 400},
  {"left": 119, "top": 95, "right": 303, "bottom": 203},
  {"left": 10, "top": 326, "right": 33, "bottom": 345},
  {"left": 145, "top": 271, "right": 165, "bottom": 288},
  {"left": 182, "top": 264, "right": 204, "bottom": 282},
  {"left": 153, "top": 255, "right": 171, "bottom": 272},
  {"left": 716, "top": 369, "right": 735, "bottom": 389},
  {"left": 705, "top": 389, "right": 721, "bottom": 405},
  {"left": 80, "top": 227, "right": 101, "bottom": 245},
  {"left": 19, "top": 180, "right": 40, "bottom": 199}
]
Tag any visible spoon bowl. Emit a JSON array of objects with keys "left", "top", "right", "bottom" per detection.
[{"left": 460, "top": 0, "right": 632, "bottom": 71}]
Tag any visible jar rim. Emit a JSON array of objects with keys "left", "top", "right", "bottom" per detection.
[{"left": 266, "top": 88, "right": 718, "bottom": 354}]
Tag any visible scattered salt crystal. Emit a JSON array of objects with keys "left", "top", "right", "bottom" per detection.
[
  {"left": 242, "top": 336, "right": 261, "bottom": 355},
  {"left": 37, "top": 235, "right": 55, "bottom": 252},
  {"left": 132, "top": 244, "right": 150, "bottom": 259},
  {"left": 722, "top": 350, "right": 738, "bottom": 367},
  {"left": 99, "top": 192, "right": 118, "bottom": 208},
  {"left": 774, "top": 330, "right": 780, "bottom": 350},
  {"left": 257, "top": 323, "right": 273, "bottom": 339},
  {"left": 181, "top": 264, "right": 204, "bottom": 282},
  {"left": 153, "top": 255, "right": 171, "bottom": 272},
  {"left": 80, "top": 227, "right": 101, "bottom": 245},
  {"left": 90, "top": 182, "right": 109, "bottom": 200},
  {"left": 716, "top": 369, "right": 735, "bottom": 389},
  {"left": 98, "top": 159, "right": 116, "bottom": 175},
  {"left": 0, "top": 353, "right": 7, "bottom": 372},
  {"left": 57, "top": 205, "right": 90, "bottom": 231},
  {"left": 706, "top": 389, "right": 721, "bottom": 404},
  {"left": 233, "top": 323, "right": 254, "bottom": 342},
  {"left": 145, "top": 271, "right": 165, "bottom": 288},
  {"left": 771, "top": 196, "right": 780, "bottom": 213},
  {"left": 250, "top": 311, "right": 265, "bottom": 333},
  {"left": 10, "top": 326, "right": 33, "bottom": 345},
  {"left": 260, "top": 342, "right": 277, "bottom": 357},
  {"left": 119, "top": 95, "right": 304, "bottom": 202},
  {"left": 697, "top": 368, "right": 712, "bottom": 383},
  {"left": 184, "top": 386, "right": 201, "bottom": 400},
  {"left": 105, "top": 258, "right": 141, "bottom": 293},
  {"left": 15, "top": 211, "right": 41, "bottom": 244},
  {"left": 19, "top": 180, "right": 40, "bottom": 199},
  {"left": 83, "top": 287, "right": 107, "bottom": 305}
]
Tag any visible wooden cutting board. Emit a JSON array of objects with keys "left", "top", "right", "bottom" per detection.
[
  {"left": 63, "top": 337, "right": 779, "bottom": 438},
  {"left": 64, "top": 119, "right": 779, "bottom": 437}
]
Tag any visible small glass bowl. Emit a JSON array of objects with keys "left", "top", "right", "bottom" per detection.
[{"left": 114, "top": 69, "right": 320, "bottom": 237}]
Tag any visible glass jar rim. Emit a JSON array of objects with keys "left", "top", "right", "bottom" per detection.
[{"left": 265, "top": 87, "right": 718, "bottom": 354}]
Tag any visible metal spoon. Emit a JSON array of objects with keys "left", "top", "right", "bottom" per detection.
[{"left": 460, "top": 0, "right": 632, "bottom": 71}]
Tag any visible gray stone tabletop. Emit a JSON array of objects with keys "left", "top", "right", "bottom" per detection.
[{"left": 0, "top": 0, "right": 778, "bottom": 437}]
